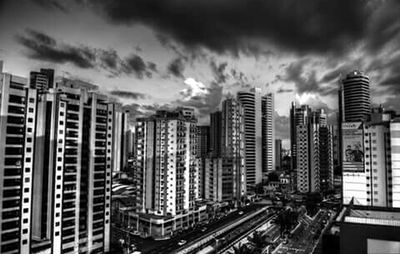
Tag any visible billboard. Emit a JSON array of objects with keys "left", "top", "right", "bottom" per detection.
[{"left": 342, "top": 122, "right": 364, "bottom": 172}]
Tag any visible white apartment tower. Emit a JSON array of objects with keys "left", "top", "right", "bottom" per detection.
[
  {"left": 135, "top": 109, "right": 199, "bottom": 216},
  {"left": 237, "top": 88, "right": 274, "bottom": 188},
  {"left": 296, "top": 108, "right": 334, "bottom": 193},
  {"left": 342, "top": 116, "right": 400, "bottom": 207},
  {"left": 0, "top": 66, "right": 121, "bottom": 253}
]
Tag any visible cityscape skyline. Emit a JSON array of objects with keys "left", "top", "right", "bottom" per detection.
[
  {"left": 2, "top": 1, "right": 400, "bottom": 254},
  {"left": 2, "top": 0, "right": 400, "bottom": 149}
]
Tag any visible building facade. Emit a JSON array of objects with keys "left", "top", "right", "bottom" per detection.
[
  {"left": 0, "top": 68, "right": 120, "bottom": 253},
  {"left": 221, "top": 98, "right": 246, "bottom": 203},
  {"left": 342, "top": 117, "right": 400, "bottom": 208},
  {"left": 134, "top": 108, "right": 206, "bottom": 238},
  {"left": 262, "top": 93, "right": 275, "bottom": 178},
  {"left": 237, "top": 88, "right": 274, "bottom": 188},
  {"left": 290, "top": 103, "right": 312, "bottom": 170},
  {"left": 275, "top": 139, "right": 282, "bottom": 171},
  {"left": 296, "top": 108, "right": 334, "bottom": 193},
  {"left": 339, "top": 70, "right": 371, "bottom": 123}
]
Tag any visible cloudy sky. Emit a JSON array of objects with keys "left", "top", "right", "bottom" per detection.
[{"left": 1, "top": 0, "right": 400, "bottom": 147}]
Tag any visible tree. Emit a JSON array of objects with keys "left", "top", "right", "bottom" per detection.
[
  {"left": 267, "top": 172, "right": 279, "bottom": 182},
  {"left": 255, "top": 183, "right": 265, "bottom": 195},
  {"left": 305, "top": 192, "right": 323, "bottom": 216},
  {"left": 230, "top": 243, "right": 252, "bottom": 254},
  {"left": 247, "top": 231, "right": 265, "bottom": 250}
]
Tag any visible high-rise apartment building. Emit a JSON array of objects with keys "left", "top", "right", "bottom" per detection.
[
  {"left": 262, "top": 93, "right": 275, "bottom": 177},
  {"left": 237, "top": 88, "right": 274, "bottom": 188},
  {"left": 197, "top": 125, "right": 210, "bottom": 158},
  {"left": 339, "top": 70, "right": 371, "bottom": 123},
  {"left": 296, "top": 108, "right": 334, "bottom": 193},
  {"left": 113, "top": 110, "right": 130, "bottom": 171},
  {"left": 221, "top": 98, "right": 246, "bottom": 202},
  {"left": 290, "top": 102, "right": 311, "bottom": 170},
  {"left": 203, "top": 99, "right": 246, "bottom": 204},
  {"left": 0, "top": 67, "right": 120, "bottom": 253},
  {"left": 0, "top": 72, "right": 35, "bottom": 254},
  {"left": 134, "top": 108, "right": 206, "bottom": 238},
  {"left": 342, "top": 114, "right": 400, "bottom": 207},
  {"left": 210, "top": 111, "right": 222, "bottom": 157},
  {"left": 275, "top": 139, "right": 282, "bottom": 170},
  {"left": 237, "top": 89, "right": 262, "bottom": 187}
]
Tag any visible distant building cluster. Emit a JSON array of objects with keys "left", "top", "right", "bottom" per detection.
[{"left": 125, "top": 88, "right": 276, "bottom": 239}]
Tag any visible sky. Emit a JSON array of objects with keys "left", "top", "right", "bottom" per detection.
[{"left": 1, "top": 0, "right": 400, "bottom": 148}]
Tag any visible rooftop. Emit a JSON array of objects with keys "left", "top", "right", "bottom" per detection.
[{"left": 340, "top": 205, "right": 400, "bottom": 227}]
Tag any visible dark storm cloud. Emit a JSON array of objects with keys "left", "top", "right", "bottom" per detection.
[
  {"left": 210, "top": 60, "right": 228, "bottom": 83},
  {"left": 110, "top": 90, "right": 148, "bottom": 100},
  {"left": 167, "top": 57, "right": 186, "bottom": 78},
  {"left": 0, "top": 0, "right": 5, "bottom": 13},
  {"left": 277, "top": 59, "right": 338, "bottom": 96},
  {"left": 85, "top": 0, "right": 377, "bottom": 55},
  {"left": 277, "top": 88, "right": 293, "bottom": 93},
  {"left": 16, "top": 29, "right": 96, "bottom": 68},
  {"left": 16, "top": 29, "right": 157, "bottom": 78},
  {"left": 230, "top": 69, "right": 248, "bottom": 85},
  {"left": 123, "top": 54, "right": 156, "bottom": 79},
  {"left": 32, "top": 0, "right": 68, "bottom": 12},
  {"left": 364, "top": 0, "right": 400, "bottom": 53}
]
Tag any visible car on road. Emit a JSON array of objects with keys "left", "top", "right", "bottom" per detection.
[
  {"left": 178, "top": 240, "right": 187, "bottom": 246},
  {"left": 201, "top": 227, "right": 207, "bottom": 232},
  {"left": 238, "top": 211, "right": 244, "bottom": 215}
]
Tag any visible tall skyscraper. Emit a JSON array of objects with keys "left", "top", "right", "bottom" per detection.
[
  {"left": 275, "top": 139, "right": 282, "bottom": 170},
  {"left": 134, "top": 108, "right": 206, "bottom": 238},
  {"left": 238, "top": 88, "right": 262, "bottom": 188},
  {"left": 113, "top": 110, "right": 130, "bottom": 171},
  {"left": 221, "top": 98, "right": 246, "bottom": 202},
  {"left": 197, "top": 125, "right": 210, "bottom": 199},
  {"left": 339, "top": 70, "right": 371, "bottom": 123},
  {"left": 0, "top": 72, "right": 34, "bottom": 254},
  {"left": 197, "top": 125, "right": 210, "bottom": 158},
  {"left": 210, "top": 111, "right": 222, "bottom": 157},
  {"left": 237, "top": 88, "right": 274, "bottom": 188},
  {"left": 290, "top": 103, "right": 312, "bottom": 170},
  {"left": 0, "top": 68, "right": 118, "bottom": 253},
  {"left": 296, "top": 108, "right": 334, "bottom": 193},
  {"left": 262, "top": 93, "right": 275, "bottom": 177}
]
